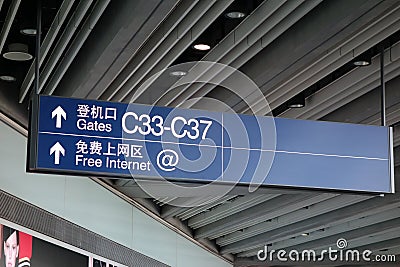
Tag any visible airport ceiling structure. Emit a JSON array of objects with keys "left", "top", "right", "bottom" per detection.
[{"left": 0, "top": 0, "right": 400, "bottom": 266}]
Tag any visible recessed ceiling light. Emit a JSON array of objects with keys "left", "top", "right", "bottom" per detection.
[
  {"left": 193, "top": 44, "right": 211, "bottom": 51},
  {"left": 353, "top": 59, "right": 371, "bottom": 66},
  {"left": 3, "top": 51, "right": 33, "bottom": 61},
  {"left": 288, "top": 93, "right": 305, "bottom": 108},
  {"left": 20, "top": 28, "right": 37, "bottom": 36},
  {"left": 3, "top": 43, "right": 33, "bottom": 61},
  {"left": 225, "top": 11, "right": 246, "bottom": 19},
  {"left": 288, "top": 103, "right": 304, "bottom": 108},
  {"left": 0, "top": 75, "right": 16, "bottom": 82},
  {"left": 170, "top": 70, "right": 187, "bottom": 77}
]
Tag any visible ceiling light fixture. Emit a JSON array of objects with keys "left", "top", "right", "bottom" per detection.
[
  {"left": 0, "top": 75, "right": 16, "bottom": 82},
  {"left": 353, "top": 59, "right": 371, "bottom": 66},
  {"left": 225, "top": 11, "right": 246, "bottom": 19},
  {"left": 353, "top": 53, "right": 371, "bottom": 66},
  {"left": 20, "top": 28, "right": 37, "bottom": 36},
  {"left": 288, "top": 93, "right": 305, "bottom": 108},
  {"left": 193, "top": 44, "right": 211, "bottom": 51},
  {"left": 3, "top": 43, "right": 33, "bottom": 61},
  {"left": 170, "top": 70, "right": 187, "bottom": 77}
]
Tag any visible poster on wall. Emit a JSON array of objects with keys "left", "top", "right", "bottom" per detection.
[{"left": 0, "top": 223, "right": 124, "bottom": 267}]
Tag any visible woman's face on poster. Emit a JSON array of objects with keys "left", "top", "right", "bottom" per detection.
[{"left": 4, "top": 231, "right": 19, "bottom": 267}]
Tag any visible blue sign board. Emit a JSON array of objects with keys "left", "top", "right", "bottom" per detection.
[{"left": 28, "top": 95, "right": 395, "bottom": 194}]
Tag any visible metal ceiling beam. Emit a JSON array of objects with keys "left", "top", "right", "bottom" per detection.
[
  {"left": 93, "top": 178, "right": 232, "bottom": 263},
  {"left": 262, "top": 2, "right": 400, "bottom": 112},
  {"left": 177, "top": 195, "right": 236, "bottom": 220},
  {"left": 115, "top": 0, "right": 285, "bottom": 104},
  {"left": 305, "top": 65, "right": 400, "bottom": 122},
  {"left": 394, "top": 126, "right": 400, "bottom": 146},
  {"left": 86, "top": 0, "right": 400, "bottom": 260},
  {"left": 84, "top": 0, "right": 196, "bottom": 100},
  {"left": 90, "top": 0, "right": 200, "bottom": 101},
  {"left": 159, "top": 197, "right": 208, "bottom": 209},
  {"left": 355, "top": 237, "right": 400, "bottom": 254},
  {"left": 195, "top": 194, "right": 334, "bottom": 240},
  {"left": 105, "top": 0, "right": 234, "bottom": 103},
  {"left": 182, "top": 0, "right": 398, "bottom": 118},
  {"left": 220, "top": 194, "right": 400, "bottom": 254},
  {"left": 43, "top": 0, "right": 111, "bottom": 95},
  {"left": 0, "top": 0, "right": 396, "bottom": 264},
  {"left": 217, "top": 194, "right": 369, "bottom": 247},
  {"left": 241, "top": 226, "right": 400, "bottom": 263},
  {"left": 188, "top": 194, "right": 279, "bottom": 229},
  {"left": 319, "top": 76, "right": 400, "bottom": 126},
  {"left": 307, "top": 72, "right": 400, "bottom": 121},
  {"left": 237, "top": 207, "right": 400, "bottom": 257},
  {"left": 156, "top": 0, "right": 322, "bottom": 110},
  {"left": 90, "top": 1, "right": 400, "bottom": 260},
  {"left": 238, "top": 0, "right": 400, "bottom": 115},
  {"left": 112, "top": 178, "right": 309, "bottom": 198},
  {"left": 234, "top": 253, "right": 400, "bottom": 267},
  {"left": 297, "top": 232, "right": 400, "bottom": 262},
  {"left": 161, "top": 195, "right": 235, "bottom": 219},
  {"left": 153, "top": 0, "right": 292, "bottom": 106},
  {"left": 281, "top": 42, "right": 400, "bottom": 120},
  {"left": 363, "top": 102, "right": 400, "bottom": 126},
  {"left": 161, "top": 205, "right": 190, "bottom": 219},
  {"left": 18, "top": 0, "right": 75, "bottom": 102},
  {"left": 50, "top": 0, "right": 179, "bottom": 99},
  {"left": 286, "top": 218, "right": 400, "bottom": 253},
  {"left": 160, "top": 0, "right": 393, "bottom": 115},
  {"left": 0, "top": 0, "right": 21, "bottom": 54},
  {"left": 236, "top": 166, "right": 400, "bottom": 256},
  {"left": 395, "top": 147, "right": 400, "bottom": 167}
]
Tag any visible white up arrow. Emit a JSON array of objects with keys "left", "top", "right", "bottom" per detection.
[
  {"left": 51, "top": 106, "right": 67, "bottom": 128},
  {"left": 50, "top": 142, "right": 65, "bottom": 165}
]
